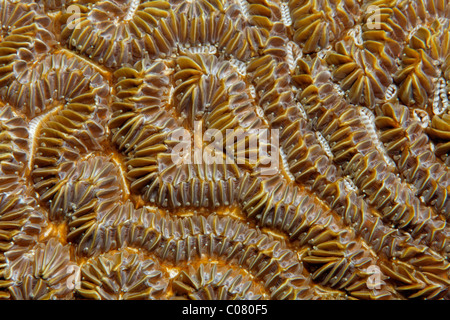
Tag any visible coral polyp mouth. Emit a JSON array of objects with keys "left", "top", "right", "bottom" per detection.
[{"left": 0, "top": 0, "right": 450, "bottom": 301}]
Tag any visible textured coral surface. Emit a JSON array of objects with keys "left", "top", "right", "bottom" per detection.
[{"left": 0, "top": 0, "right": 450, "bottom": 300}]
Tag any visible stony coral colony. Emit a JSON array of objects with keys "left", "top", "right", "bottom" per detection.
[{"left": 0, "top": 0, "right": 449, "bottom": 301}]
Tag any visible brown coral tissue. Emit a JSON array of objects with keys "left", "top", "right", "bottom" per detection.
[{"left": 0, "top": 0, "right": 450, "bottom": 302}]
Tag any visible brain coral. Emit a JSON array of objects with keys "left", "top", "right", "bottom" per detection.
[{"left": 0, "top": 0, "right": 450, "bottom": 300}]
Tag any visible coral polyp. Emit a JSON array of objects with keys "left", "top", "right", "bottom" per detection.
[{"left": 0, "top": 0, "right": 450, "bottom": 300}]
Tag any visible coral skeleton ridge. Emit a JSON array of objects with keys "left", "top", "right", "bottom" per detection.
[{"left": 0, "top": 0, "right": 450, "bottom": 300}]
